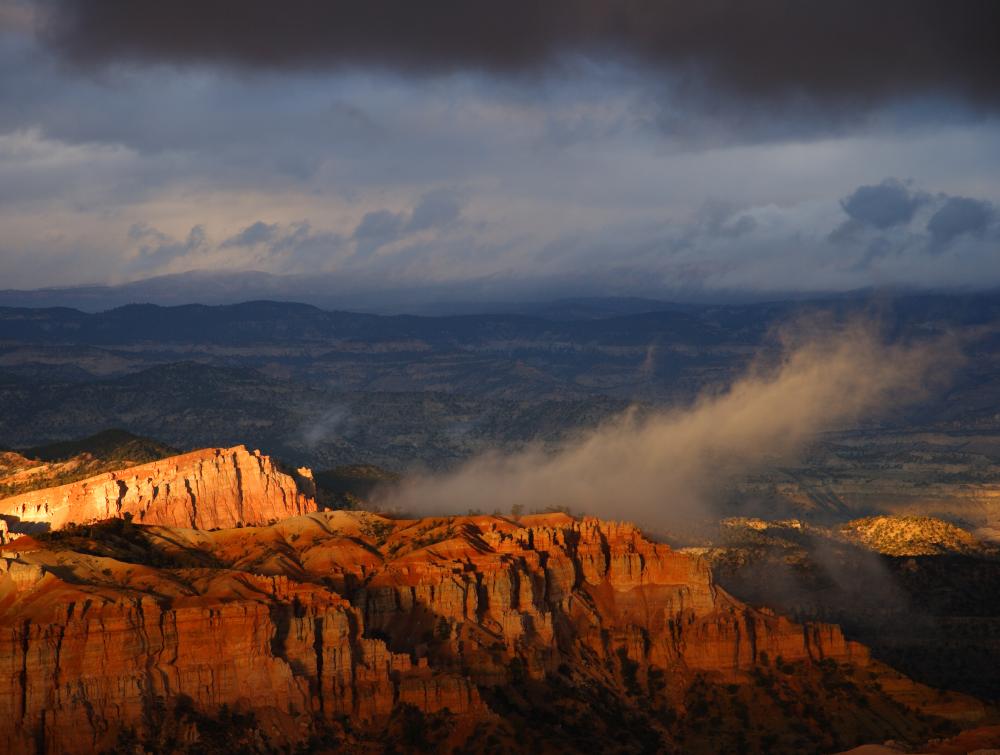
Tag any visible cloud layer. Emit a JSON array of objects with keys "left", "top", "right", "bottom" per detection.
[
  {"left": 41, "top": 1, "right": 1000, "bottom": 109},
  {"left": 0, "top": 2, "right": 998, "bottom": 296}
]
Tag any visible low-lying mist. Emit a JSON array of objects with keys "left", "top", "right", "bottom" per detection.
[{"left": 378, "top": 318, "right": 956, "bottom": 532}]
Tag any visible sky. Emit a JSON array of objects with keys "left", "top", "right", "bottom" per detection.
[{"left": 1, "top": 0, "right": 999, "bottom": 300}]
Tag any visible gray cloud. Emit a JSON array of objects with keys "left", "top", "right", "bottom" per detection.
[
  {"left": 221, "top": 220, "right": 278, "bottom": 248},
  {"left": 128, "top": 223, "right": 207, "bottom": 271},
  {"left": 840, "top": 178, "right": 928, "bottom": 230},
  {"left": 228, "top": 221, "right": 346, "bottom": 268},
  {"left": 1, "top": 15, "right": 999, "bottom": 295},
  {"left": 666, "top": 200, "right": 758, "bottom": 257},
  {"left": 38, "top": 1, "right": 1000, "bottom": 111},
  {"left": 927, "top": 195, "right": 995, "bottom": 250},
  {"left": 694, "top": 200, "right": 757, "bottom": 238},
  {"left": 351, "top": 191, "right": 466, "bottom": 256},
  {"left": 827, "top": 178, "right": 1000, "bottom": 266},
  {"left": 407, "top": 190, "right": 462, "bottom": 232},
  {"left": 352, "top": 209, "right": 406, "bottom": 256}
]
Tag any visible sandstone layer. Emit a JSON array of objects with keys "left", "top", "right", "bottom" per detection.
[
  {"left": 0, "top": 510, "right": 983, "bottom": 754},
  {"left": 0, "top": 445, "right": 317, "bottom": 532}
]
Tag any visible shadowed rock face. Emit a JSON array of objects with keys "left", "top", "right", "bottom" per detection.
[
  {"left": 0, "top": 511, "right": 985, "bottom": 754},
  {"left": 701, "top": 517, "right": 1000, "bottom": 702},
  {"left": 0, "top": 446, "right": 317, "bottom": 531}
]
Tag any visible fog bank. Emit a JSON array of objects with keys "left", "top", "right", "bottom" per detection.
[{"left": 380, "top": 320, "right": 952, "bottom": 529}]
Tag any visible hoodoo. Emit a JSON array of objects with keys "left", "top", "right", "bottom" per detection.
[{"left": 0, "top": 510, "right": 982, "bottom": 753}]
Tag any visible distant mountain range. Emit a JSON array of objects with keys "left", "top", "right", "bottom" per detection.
[
  {"left": 0, "top": 269, "right": 685, "bottom": 315},
  {"left": 1, "top": 268, "right": 961, "bottom": 316}
]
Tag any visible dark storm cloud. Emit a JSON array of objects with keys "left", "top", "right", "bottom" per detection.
[
  {"left": 840, "top": 179, "right": 928, "bottom": 230},
  {"left": 927, "top": 196, "right": 995, "bottom": 249},
  {"left": 828, "top": 177, "right": 998, "bottom": 261},
  {"left": 39, "top": 1, "right": 1000, "bottom": 107}
]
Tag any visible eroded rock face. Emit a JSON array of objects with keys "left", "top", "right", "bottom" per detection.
[
  {"left": 0, "top": 510, "right": 978, "bottom": 753},
  {"left": 357, "top": 515, "right": 867, "bottom": 676},
  {"left": 0, "top": 446, "right": 317, "bottom": 531}
]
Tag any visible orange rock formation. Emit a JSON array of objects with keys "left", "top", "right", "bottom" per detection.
[
  {"left": 0, "top": 446, "right": 316, "bottom": 531},
  {"left": 1, "top": 508, "right": 974, "bottom": 753}
]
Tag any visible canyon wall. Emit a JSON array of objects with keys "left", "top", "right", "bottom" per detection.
[
  {"left": 0, "top": 446, "right": 317, "bottom": 531},
  {"left": 0, "top": 511, "right": 893, "bottom": 753}
]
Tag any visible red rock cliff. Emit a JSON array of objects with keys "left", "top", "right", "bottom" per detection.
[
  {"left": 1, "top": 509, "right": 961, "bottom": 754},
  {"left": 0, "top": 446, "right": 316, "bottom": 531}
]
